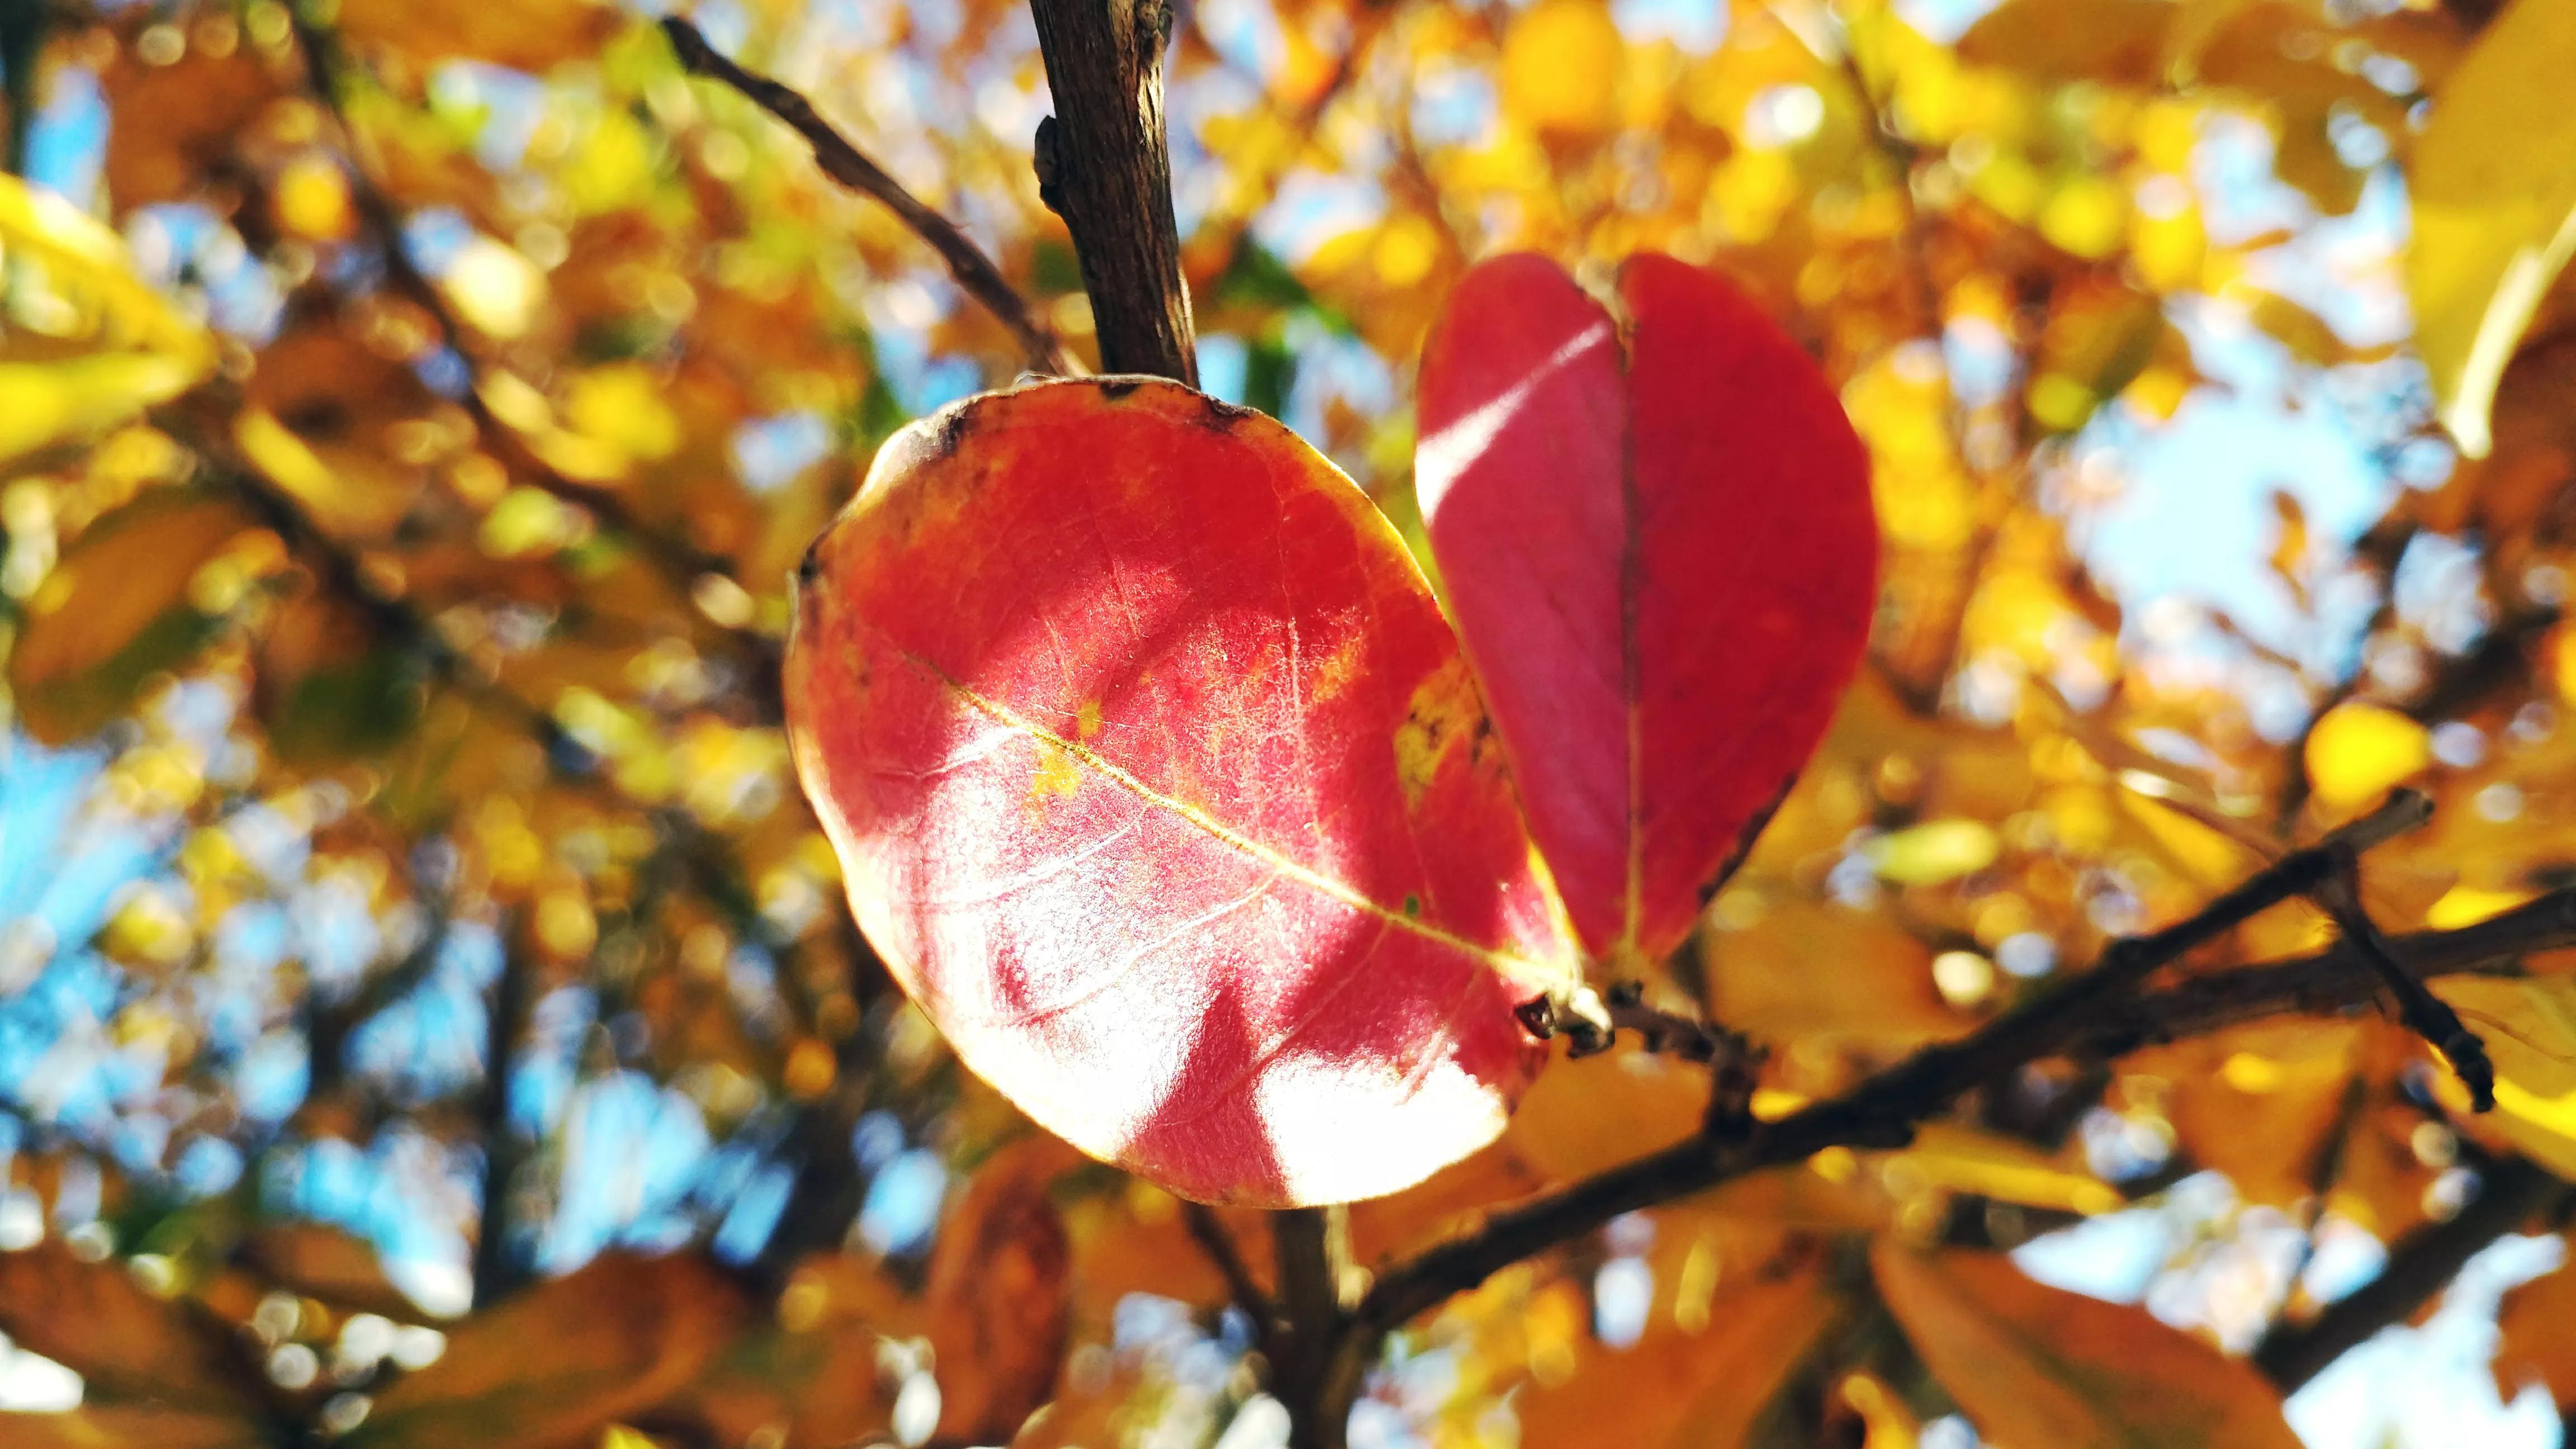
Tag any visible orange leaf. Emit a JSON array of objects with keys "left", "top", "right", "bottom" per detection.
[
  {"left": 927, "top": 1140, "right": 1074, "bottom": 1441},
  {"left": 237, "top": 1222, "right": 427, "bottom": 1323},
  {"left": 1512, "top": 1265, "right": 1835, "bottom": 1449},
  {"left": 2494, "top": 1256, "right": 2576, "bottom": 1410},
  {"left": 0, "top": 1406, "right": 267, "bottom": 1449},
  {"left": 351, "top": 1252, "right": 757, "bottom": 1449},
  {"left": 1873, "top": 1245, "right": 2302, "bottom": 1449},
  {"left": 0, "top": 1240, "right": 259, "bottom": 1416},
  {"left": 8, "top": 490, "right": 253, "bottom": 745}
]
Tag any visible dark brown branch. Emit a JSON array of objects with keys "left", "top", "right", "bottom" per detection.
[
  {"left": 1272, "top": 1207, "right": 1356, "bottom": 1449},
  {"left": 659, "top": 17, "right": 1073, "bottom": 377},
  {"left": 2100, "top": 888, "right": 2576, "bottom": 1046},
  {"left": 1600, "top": 980, "right": 1741, "bottom": 1066},
  {"left": 2254, "top": 1155, "right": 2570, "bottom": 1390},
  {"left": 1026, "top": 0, "right": 1198, "bottom": 381},
  {"left": 472, "top": 921, "right": 536, "bottom": 1309},
  {"left": 307, "top": 904, "right": 449, "bottom": 1097},
  {"left": 1333, "top": 791, "right": 2438, "bottom": 1365}
]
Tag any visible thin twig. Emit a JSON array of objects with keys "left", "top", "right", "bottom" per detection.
[
  {"left": 1599, "top": 980, "right": 1739, "bottom": 1065},
  {"left": 658, "top": 17, "right": 1072, "bottom": 376},
  {"left": 286, "top": 4, "right": 785, "bottom": 700},
  {"left": 1185, "top": 1204, "right": 1274, "bottom": 1331},
  {"left": 2313, "top": 850, "right": 2496, "bottom": 1110},
  {"left": 2100, "top": 888, "right": 2576, "bottom": 1046}
]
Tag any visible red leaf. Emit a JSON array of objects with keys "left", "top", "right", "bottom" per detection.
[
  {"left": 785, "top": 378, "right": 1575, "bottom": 1207},
  {"left": 1417, "top": 253, "right": 1878, "bottom": 967}
]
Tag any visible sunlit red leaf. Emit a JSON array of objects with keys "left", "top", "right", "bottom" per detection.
[
  {"left": 1416, "top": 253, "right": 1877, "bottom": 970},
  {"left": 1873, "top": 1245, "right": 2303, "bottom": 1449},
  {"left": 785, "top": 377, "right": 1574, "bottom": 1206}
]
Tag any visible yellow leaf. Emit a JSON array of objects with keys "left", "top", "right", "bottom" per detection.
[
  {"left": 2302, "top": 702, "right": 2430, "bottom": 811},
  {"left": 1957, "top": 0, "right": 2173, "bottom": 86},
  {"left": 0, "top": 175, "right": 215, "bottom": 463},
  {"left": 2129, "top": 1021, "right": 2360, "bottom": 1207},
  {"left": 1504, "top": 1041, "right": 1708, "bottom": 1180},
  {"left": 0, "top": 357, "right": 210, "bottom": 465},
  {"left": 2427, "top": 885, "right": 2538, "bottom": 930},
  {"left": 1702, "top": 899, "right": 1967, "bottom": 1050},
  {"left": 1873, "top": 1246, "right": 2303, "bottom": 1449},
  {"left": 2446, "top": 1071, "right": 2576, "bottom": 1181},
  {"left": 1503, "top": 0, "right": 1623, "bottom": 138},
  {"left": 2405, "top": 0, "right": 2576, "bottom": 456},
  {"left": 1865, "top": 819, "right": 2000, "bottom": 886},
  {"left": 2435, "top": 977, "right": 2576, "bottom": 1099}
]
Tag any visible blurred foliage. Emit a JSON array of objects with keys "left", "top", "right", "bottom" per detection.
[{"left": 0, "top": 0, "right": 2572, "bottom": 1445}]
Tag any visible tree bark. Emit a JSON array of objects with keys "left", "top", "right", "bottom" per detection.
[{"left": 1026, "top": 0, "right": 1199, "bottom": 383}]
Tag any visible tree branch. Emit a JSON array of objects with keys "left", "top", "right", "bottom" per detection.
[
  {"left": 1026, "top": 0, "right": 1197, "bottom": 381},
  {"left": 2253, "top": 1154, "right": 2571, "bottom": 1390},
  {"left": 307, "top": 903, "right": 450, "bottom": 1099},
  {"left": 2313, "top": 853, "right": 2496, "bottom": 1109},
  {"left": 472, "top": 922, "right": 536, "bottom": 1310},
  {"left": 2098, "top": 887, "right": 2576, "bottom": 1047},
  {"left": 1331, "top": 791, "right": 2444, "bottom": 1374},
  {"left": 1273, "top": 1206, "right": 1358, "bottom": 1449},
  {"left": 658, "top": 17, "right": 1072, "bottom": 377}
]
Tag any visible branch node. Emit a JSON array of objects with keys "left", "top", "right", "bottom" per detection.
[
  {"left": 1033, "top": 116, "right": 1069, "bottom": 218},
  {"left": 1513, "top": 996, "right": 1557, "bottom": 1041}
]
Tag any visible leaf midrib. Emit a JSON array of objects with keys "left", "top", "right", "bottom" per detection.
[{"left": 893, "top": 642, "right": 1560, "bottom": 988}]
